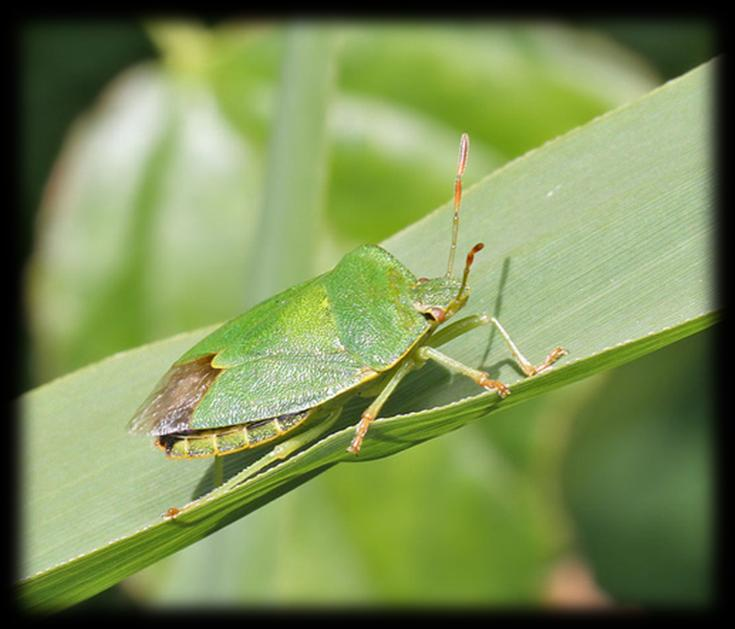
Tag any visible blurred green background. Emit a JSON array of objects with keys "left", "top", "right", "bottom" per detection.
[{"left": 20, "top": 19, "right": 715, "bottom": 609}]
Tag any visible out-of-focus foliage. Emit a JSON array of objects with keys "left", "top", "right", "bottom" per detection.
[
  {"left": 21, "top": 20, "right": 715, "bottom": 609},
  {"left": 588, "top": 19, "right": 714, "bottom": 80},
  {"left": 564, "top": 329, "right": 713, "bottom": 606},
  {"left": 20, "top": 22, "right": 156, "bottom": 393},
  {"left": 21, "top": 22, "right": 155, "bottom": 255},
  {"left": 26, "top": 22, "right": 662, "bottom": 383}
]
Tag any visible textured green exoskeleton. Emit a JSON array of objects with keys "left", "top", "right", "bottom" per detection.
[{"left": 129, "top": 134, "right": 567, "bottom": 465}]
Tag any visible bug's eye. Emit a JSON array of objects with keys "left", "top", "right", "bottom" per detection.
[
  {"left": 423, "top": 307, "right": 446, "bottom": 323},
  {"left": 416, "top": 277, "right": 429, "bottom": 284}
]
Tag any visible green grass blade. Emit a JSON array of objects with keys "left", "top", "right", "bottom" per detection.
[
  {"left": 248, "top": 25, "right": 336, "bottom": 304},
  {"left": 19, "top": 59, "right": 717, "bottom": 610}
]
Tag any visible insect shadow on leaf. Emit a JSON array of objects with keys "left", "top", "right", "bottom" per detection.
[{"left": 482, "top": 256, "right": 512, "bottom": 371}]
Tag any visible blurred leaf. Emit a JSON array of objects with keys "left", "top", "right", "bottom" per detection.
[
  {"left": 335, "top": 24, "right": 658, "bottom": 157},
  {"left": 21, "top": 22, "right": 154, "bottom": 241},
  {"left": 590, "top": 19, "right": 714, "bottom": 79},
  {"left": 26, "top": 23, "right": 659, "bottom": 385},
  {"left": 211, "top": 23, "right": 660, "bottom": 243},
  {"left": 20, "top": 60, "right": 716, "bottom": 610},
  {"left": 325, "top": 96, "right": 502, "bottom": 244},
  {"left": 248, "top": 25, "right": 336, "bottom": 303},
  {"left": 563, "top": 329, "right": 714, "bottom": 605},
  {"left": 26, "top": 66, "right": 260, "bottom": 382}
]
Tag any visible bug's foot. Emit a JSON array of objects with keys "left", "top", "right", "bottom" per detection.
[
  {"left": 163, "top": 507, "right": 181, "bottom": 520},
  {"left": 548, "top": 346, "right": 568, "bottom": 363},
  {"left": 347, "top": 436, "right": 364, "bottom": 455},
  {"left": 534, "top": 346, "right": 568, "bottom": 375},
  {"left": 479, "top": 375, "right": 510, "bottom": 398},
  {"left": 347, "top": 412, "right": 373, "bottom": 455}
]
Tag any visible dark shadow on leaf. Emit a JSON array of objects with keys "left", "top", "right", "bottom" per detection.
[
  {"left": 482, "top": 256, "right": 511, "bottom": 366},
  {"left": 193, "top": 405, "right": 358, "bottom": 501},
  {"left": 481, "top": 357, "right": 524, "bottom": 380},
  {"left": 193, "top": 448, "right": 266, "bottom": 500},
  {"left": 180, "top": 463, "right": 336, "bottom": 526},
  {"left": 356, "top": 391, "right": 507, "bottom": 463},
  {"left": 381, "top": 363, "right": 451, "bottom": 416}
]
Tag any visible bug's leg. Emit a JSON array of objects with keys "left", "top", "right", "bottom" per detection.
[
  {"left": 428, "top": 314, "right": 491, "bottom": 349},
  {"left": 172, "top": 408, "right": 342, "bottom": 516},
  {"left": 348, "top": 359, "right": 415, "bottom": 455},
  {"left": 489, "top": 316, "right": 567, "bottom": 377},
  {"left": 428, "top": 314, "right": 567, "bottom": 378},
  {"left": 415, "top": 345, "right": 511, "bottom": 398},
  {"left": 227, "top": 408, "right": 342, "bottom": 489}
]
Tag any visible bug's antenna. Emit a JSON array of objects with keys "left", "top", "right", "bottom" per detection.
[
  {"left": 457, "top": 243, "right": 484, "bottom": 298},
  {"left": 445, "top": 242, "right": 484, "bottom": 318},
  {"left": 446, "top": 133, "right": 470, "bottom": 278}
]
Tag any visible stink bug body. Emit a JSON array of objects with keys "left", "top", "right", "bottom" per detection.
[{"left": 129, "top": 134, "right": 566, "bottom": 464}]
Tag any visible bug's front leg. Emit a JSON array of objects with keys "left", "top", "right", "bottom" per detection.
[
  {"left": 348, "top": 359, "right": 415, "bottom": 455},
  {"left": 429, "top": 314, "right": 567, "bottom": 378},
  {"left": 488, "top": 316, "right": 567, "bottom": 377},
  {"left": 427, "top": 313, "right": 492, "bottom": 349}
]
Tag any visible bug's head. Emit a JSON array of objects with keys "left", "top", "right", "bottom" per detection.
[{"left": 413, "top": 243, "right": 484, "bottom": 325}]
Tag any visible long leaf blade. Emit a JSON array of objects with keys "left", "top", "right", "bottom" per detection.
[{"left": 19, "top": 60, "right": 716, "bottom": 610}]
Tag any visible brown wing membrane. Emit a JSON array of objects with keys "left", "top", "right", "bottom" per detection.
[{"left": 129, "top": 354, "right": 221, "bottom": 436}]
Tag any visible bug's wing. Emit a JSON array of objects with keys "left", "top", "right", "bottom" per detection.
[
  {"left": 129, "top": 347, "right": 376, "bottom": 435},
  {"left": 130, "top": 275, "right": 377, "bottom": 435},
  {"left": 128, "top": 355, "right": 220, "bottom": 435},
  {"left": 130, "top": 245, "right": 429, "bottom": 436},
  {"left": 187, "top": 350, "right": 377, "bottom": 432},
  {"left": 180, "top": 245, "right": 429, "bottom": 372},
  {"left": 183, "top": 246, "right": 431, "bottom": 432}
]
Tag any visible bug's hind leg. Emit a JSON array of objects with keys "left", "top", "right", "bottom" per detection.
[
  {"left": 169, "top": 408, "right": 342, "bottom": 517},
  {"left": 221, "top": 407, "right": 342, "bottom": 491},
  {"left": 428, "top": 313, "right": 567, "bottom": 378},
  {"left": 489, "top": 316, "right": 567, "bottom": 377}
]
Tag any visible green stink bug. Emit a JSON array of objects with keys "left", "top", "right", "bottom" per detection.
[{"left": 129, "top": 134, "right": 566, "bottom": 465}]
